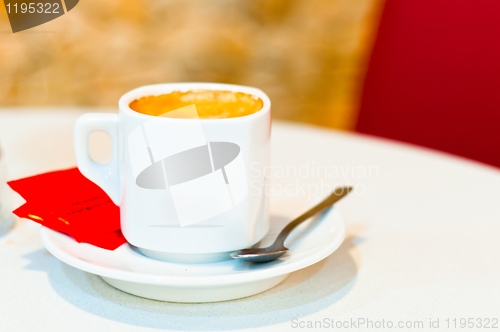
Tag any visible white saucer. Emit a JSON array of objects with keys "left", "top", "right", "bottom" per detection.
[{"left": 41, "top": 207, "right": 345, "bottom": 303}]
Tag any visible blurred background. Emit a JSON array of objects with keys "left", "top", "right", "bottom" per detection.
[
  {"left": 0, "top": 0, "right": 384, "bottom": 130},
  {"left": 2, "top": 0, "right": 499, "bottom": 168}
]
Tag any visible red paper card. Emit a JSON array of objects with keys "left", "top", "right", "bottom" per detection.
[
  {"left": 13, "top": 203, "right": 71, "bottom": 236},
  {"left": 8, "top": 168, "right": 126, "bottom": 250}
]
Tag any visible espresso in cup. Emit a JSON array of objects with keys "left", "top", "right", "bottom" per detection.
[
  {"left": 74, "top": 83, "right": 271, "bottom": 263},
  {"left": 129, "top": 90, "right": 263, "bottom": 119}
]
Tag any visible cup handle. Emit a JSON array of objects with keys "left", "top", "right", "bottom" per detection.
[{"left": 74, "top": 113, "right": 121, "bottom": 205}]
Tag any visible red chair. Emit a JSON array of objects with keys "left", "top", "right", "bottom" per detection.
[{"left": 356, "top": 0, "right": 500, "bottom": 168}]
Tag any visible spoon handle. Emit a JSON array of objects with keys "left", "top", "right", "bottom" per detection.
[{"left": 272, "top": 187, "right": 352, "bottom": 249}]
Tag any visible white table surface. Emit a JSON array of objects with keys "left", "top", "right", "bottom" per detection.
[{"left": 1, "top": 109, "right": 500, "bottom": 332}]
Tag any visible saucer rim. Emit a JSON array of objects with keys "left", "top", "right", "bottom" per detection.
[{"left": 41, "top": 208, "right": 345, "bottom": 287}]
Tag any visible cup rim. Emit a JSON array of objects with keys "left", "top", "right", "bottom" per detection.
[{"left": 118, "top": 82, "right": 271, "bottom": 122}]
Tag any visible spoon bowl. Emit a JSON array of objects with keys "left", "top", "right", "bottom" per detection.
[{"left": 230, "top": 247, "right": 288, "bottom": 263}]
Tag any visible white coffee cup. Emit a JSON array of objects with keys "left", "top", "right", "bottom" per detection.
[{"left": 74, "top": 83, "right": 271, "bottom": 263}]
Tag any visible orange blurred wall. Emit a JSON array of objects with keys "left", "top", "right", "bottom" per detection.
[{"left": 0, "top": 0, "right": 384, "bottom": 130}]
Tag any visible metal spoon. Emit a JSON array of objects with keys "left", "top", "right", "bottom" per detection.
[{"left": 230, "top": 186, "right": 352, "bottom": 263}]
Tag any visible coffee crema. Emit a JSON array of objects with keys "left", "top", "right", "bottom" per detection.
[{"left": 129, "top": 90, "right": 263, "bottom": 119}]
